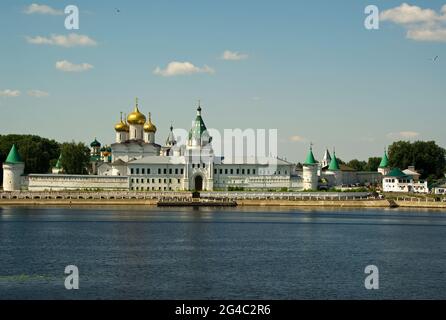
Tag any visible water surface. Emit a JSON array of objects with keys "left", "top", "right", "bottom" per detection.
[{"left": 0, "top": 206, "right": 445, "bottom": 299}]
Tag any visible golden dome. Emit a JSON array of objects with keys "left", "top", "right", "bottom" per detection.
[
  {"left": 144, "top": 112, "right": 157, "bottom": 133},
  {"left": 127, "top": 99, "right": 146, "bottom": 125},
  {"left": 115, "top": 113, "right": 129, "bottom": 132},
  {"left": 115, "top": 120, "right": 129, "bottom": 132}
]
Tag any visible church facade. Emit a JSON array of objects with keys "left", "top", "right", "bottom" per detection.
[{"left": 95, "top": 100, "right": 300, "bottom": 192}]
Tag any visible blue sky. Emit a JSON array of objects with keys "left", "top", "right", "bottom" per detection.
[{"left": 0, "top": 0, "right": 445, "bottom": 162}]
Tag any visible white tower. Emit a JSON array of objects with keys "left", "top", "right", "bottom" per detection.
[
  {"left": 127, "top": 98, "right": 146, "bottom": 141},
  {"left": 302, "top": 145, "right": 318, "bottom": 190},
  {"left": 144, "top": 112, "right": 157, "bottom": 144},
  {"left": 2, "top": 144, "right": 25, "bottom": 191},
  {"left": 161, "top": 124, "right": 177, "bottom": 156},
  {"left": 327, "top": 150, "right": 342, "bottom": 187},
  {"left": 187, "top": 103, "right": 212, "bottom": 150},
  {"left": 378, "top": 149, "right": 390, "bottom": 176},
  {"left": 321, "top": 149, "right": 332, "bottom": 168},
  {"left": 185, "top": 102, "right": 214, "bottom": 191},
  {"left": 165, "top": 124, "right": 176, "bottom": 147}
]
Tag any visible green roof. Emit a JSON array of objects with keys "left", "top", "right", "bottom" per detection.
[
  {"left": 5, "top": 144, "right": 23, "bottom": 164},
  {"left": 189, "top": 107, "right": 208, "bottom": 141},
  {"left": 55, "top": 154, "right": 62, "bottom": 169},
  {"left": 379, "top": 150, "right": 389, "bottom": 168},
  {"left": 303, "top": 147, "right": 316, "bottom": 165},
  {"left": 386, "top": 168, "right": 408, "bottom": 178},
  {"left": 328, "top": 152, "right": 340, "bottom": 171}
]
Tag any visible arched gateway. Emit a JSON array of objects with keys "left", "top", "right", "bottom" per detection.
[{"left": 194, "top": 175, "right": 203, "bottom": 191}]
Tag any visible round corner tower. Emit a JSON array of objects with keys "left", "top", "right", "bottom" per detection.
[
  {"left": 2, "top": 144, "right": 25, "bottom": 191},
  {"left": 302, "top": 146, "right": 318, "bottom": 191}
]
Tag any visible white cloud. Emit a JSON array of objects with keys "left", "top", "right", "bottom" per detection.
[
  {"left": 381, "top": 3, "right": 446, "bottom": 42},
  {"left": 153, "top": 61, "right": 215, "bottom": 77},
  {"left": 407, "top": 27, "right": 446, "bottom": 42},
  {"left": 289, "top": 135, "right": 306, "bottom": 143},
  {"left": 221, "top": 50, "right": 248, "bottom": 61},
  {"left": 24, "top": 3, "right": 63, "bottom": 15},
  {"left": 387, "top": 131, "right": 420, "bottom": 139},
  {"left": 381, "top": 3, "right": 438, "bottom": 24},
  {"left": 0, "top": 89, "right": 21, "bottom": 97},
  {"left": 26, "top": 34, "right": 97, "bottom": 47},
  {"left": 56, "top": 60, "right": 94, "bottom": 72},
  {"left": 28, "top": 89, "right": 49, "bottom": 98}
]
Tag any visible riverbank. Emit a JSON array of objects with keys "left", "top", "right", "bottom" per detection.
[
  {"left": 0, "top": 199, "right": 158, "bottom": 206},
  {"left": 1, "top": 198, "right": 446, "bottom": 209},
  {"left": 237, "top": 199, "right": 390, "bottom": 207},
  {"left": 2, "top": 190, "right": 446, "bottom": 209}
]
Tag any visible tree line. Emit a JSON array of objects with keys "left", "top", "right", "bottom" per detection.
[
  {"left": 0, "top": 134, "right": 91, "bottom": 183},
  {"left": 343, "top": 141, "right": 446, "bottom": 181}
]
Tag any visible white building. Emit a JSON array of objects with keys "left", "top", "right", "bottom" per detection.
[
  {"left": 431, "top": 177, "right": 446, "bottom": 195},
  {"left": 433, "top": 185, "right": 446, "bottom": 195},
  {"left": 382, "top": 168, "right": 429, "bottom": 193}
]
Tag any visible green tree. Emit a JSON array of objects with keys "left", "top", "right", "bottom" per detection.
[
  {"left": 347, "top": 159, "right": 367, "bottom": 171},
  {"left": 365, "top": 157, "right": 381, "bottom": 172},
  {"left": 60, "top": 142, "right": 91, "bottom": 174},
  {"left": 0, "top": 134, "right": 60, "bottom": 182},
  {"left": 388, "top": 141, "right": 446, "bottom": 179}
]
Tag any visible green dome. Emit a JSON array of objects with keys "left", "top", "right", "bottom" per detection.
[
  {"left": 90, "top": 138, "right": 101, "bottom": 148},
  {"left": 303, "top": 147, "right": 316, "bottom": 165},
  {"left": 328, "top": 152, "right": 340, "bottom": 171},
  {"left": 5, "top": 144, "right": 23, "bottom": 164}
]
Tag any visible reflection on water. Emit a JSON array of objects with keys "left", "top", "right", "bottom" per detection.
[{"left": 0, "top": 206, "right": 445, "bottom": 299}]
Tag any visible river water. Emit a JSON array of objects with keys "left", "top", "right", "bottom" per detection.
[{"left": 0, "top": 206, "right": 445, "bottom": 299}]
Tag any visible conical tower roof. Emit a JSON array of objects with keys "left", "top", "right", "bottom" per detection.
[
  {"left": 55, "top": 154, "right": 62, "bottom": 169},
  {"left": 189, "top": 102, "right": 209, "bottom": 141},
  {"left": 303, "top": 146, "right": 316, "bottom": 165},
  {"left": 165, "top": 124, "right": 176, "bottom": 147},
  {"left": 323, "top": 149, "right": 332, "bottom": 163},
  {"left": 5, "top": 144, "right": 23, "bottom": 164},
  {"left": 328, "top": 151, "right": 340, "bottom": 171},
  {"left": 379, "top": 149, "right": 389, "bottom": 168}
]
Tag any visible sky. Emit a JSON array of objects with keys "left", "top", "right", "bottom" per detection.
[{"left": 0, "top": 0, "right": 445, "bottom": 163}]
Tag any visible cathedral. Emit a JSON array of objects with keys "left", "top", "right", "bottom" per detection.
[
  {"left": 95, "top": 99, "right": 299, "bottom": 191},
  {"left": 2, "top": 100, "right": 389, "bottom": 192}
]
